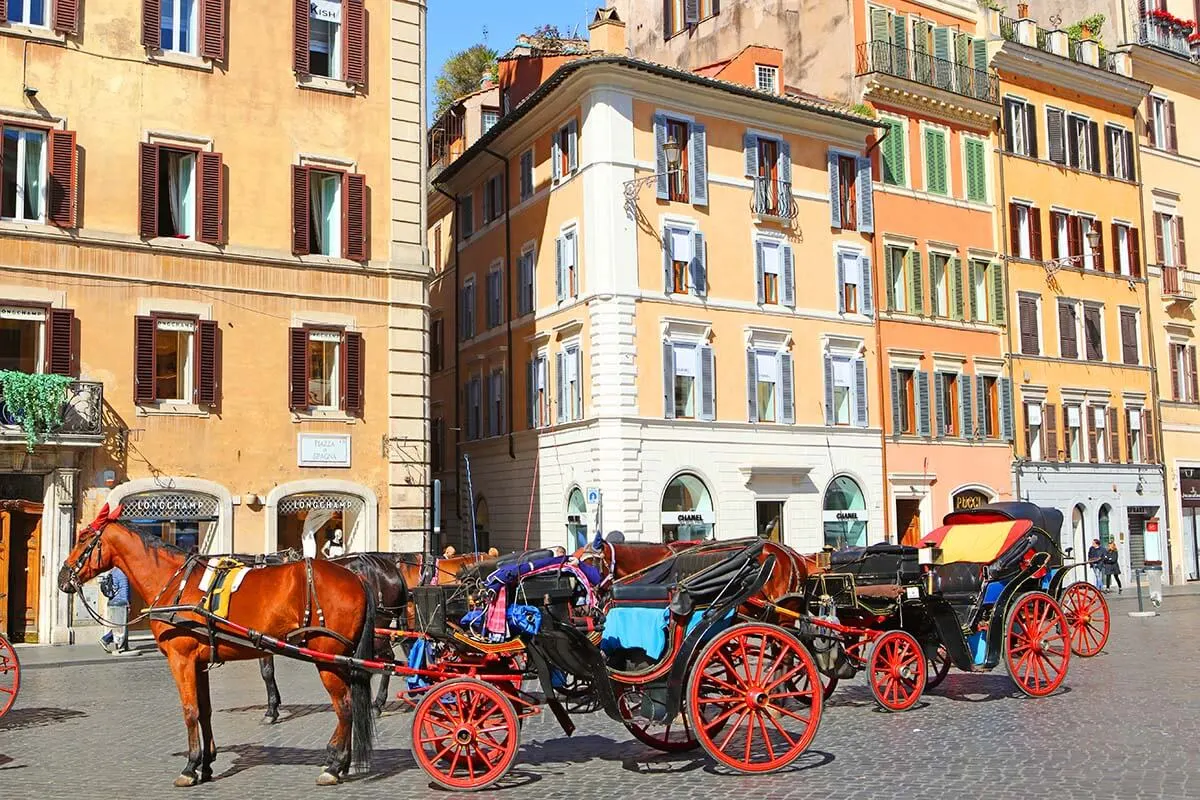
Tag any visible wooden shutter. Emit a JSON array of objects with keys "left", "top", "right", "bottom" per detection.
[
  {"left": 700, "top": 345, "right": 715, "bottom": 421},
  {"left": 1047, "top": 108, "right": 1065, "bottom": 164},
  {"left": 288, "top": 327, "right": 309, "bottom": 410},
  {"left": 890, "top": 368, "right": 902, "bottom": 433},
  {"left": 1030, "top": 207, "right": 1043, "bottom": 261},
  {"left": 1177, "top": 217, "right": 1188, "bottom": 267},
  {"left": 46, "top": 308, "right": 76, "bottom": 377},
  {"left": 749, "top": 349, "right": 761, "bottom": 423},
  {"left": 857, "top": 156, "right": 874, "bottom": 232},
  {"left": 53, "top": 0, "right": 79, "bottom": 35},
  {"left": 1121, "top": 310, "right": 1138, "bottom": 365},
  {"left": 1166, "top": 99, "right": 1178, "bottom": 152},
  {"left": 1145, "top": 409, "right": 1157, "bottom": 463},
  {"left": 1105, "top": 125, "right": 1116, "bottom": 176},
  {"left": 1088, "top": 121, "right": 1100, "bottom": 174},
  {"left": 1154, "top": 212, "right": 1165, "bottom": 265},
  {"left": 1020, "top": 297, "right": 1039, "bottom": 355},
  {"left": 47, "top": 130, "right": 78, "bottom": 228},
  {"left": 1067, "top": 215, "right": 1082, "bottom": 259},
  {"left": 1059, "top": 303, "right": 1078, "bottom": 359},
  {"left": 782, "top": 244, "right": 796, "bottom": 308},
  {"left": 199, "top": 0, "right": 226, "bottom": 61},
  {"left": 1009, "top": 204, "right": 1021, "bottom": 255},
  {"left": 1050, "top": 212, "right": 1062, "bottom": 260},
  {"left": 1191, "top": 346, "right": 1199, "bottom": 403},
  {"left": 195, "top": 319, "right": 219, "bottom": 406},
  {"left": 1111, "top": 223, "right": 1121, "bottom": 273},
  {"left": 197, "top": 151, "right": 224, "bottom": 245},
  {"left": 1087, "top": 408, "right": 1098, "bottom": 463},
  {"left": 1026, "top": 103, "right": 1038, "bottom": 159},
  {"left": 1124, "top": 131, "right": 1136, "bottom": 181},
  {"left": 293, "top": 0, "right": 311, "bottom": 76},
  {"left": 1092, "top": 220, "right": 1104, "bottom": 271},
  {"left": 690, "top": 122, "right": 708, "bottom": 206},
  {"left": 1108, "top": 408, "right": 1121, "bottom": 464},
  {"left": 1045, "top": 404, "right": 1058, "bottom": 461},
  {"left": 1145, "top": 98, "right": 1157, "bottom": 148},
  {"left": 291, "top": 165, "right": 310, "bottom": 256},
  {"left": 781, "top": 353, "right": 797, "bottom": 425},
  {"left": 1170, "top": 344, "right": 1182, "bottom": 400},
  {"left": 343, "top": 173, "right": 368, "bottom": 261},
  {"left": 1130, "top": 227, "right": 1141, "bottom": 277},
  {"left": 134, "top": 316, "right": 156, "bottom": 404},
  {"left": 138, "top": 143, "right": 160, "bottom": 239},
  {"left": 344, "top": 0, "right": 367, "bottom": 85},
  {"left": 827, "top": 150, "right": 842, "bottom": 228},
  {"left": 692, "top": 231, "right": 707, "bottom": 297},
  {"left": 653, "top": 115, "right": 668, "bottom": 200},
  {"left": 343, "top": 331, "right": 365, "bottom": 416},
  {"left": 1083, "top": 306, "right": 1101, "bottom": 360},
  {"left": 142, "top": 0, "right": 162, "bottom": 50},
  {"left": 1125, "top": 410, "right": 1135, "bottom": 464}
]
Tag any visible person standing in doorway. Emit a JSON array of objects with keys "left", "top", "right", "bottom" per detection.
[
  {"left": 1103, "top": 541, "right": 1123, "bottom": 594},
  {"left": 1087, "top": 539, "right": 1105, "bottom": 590},
  {"left": 99, "top": 567, "right": 139, "bottom": 656}
]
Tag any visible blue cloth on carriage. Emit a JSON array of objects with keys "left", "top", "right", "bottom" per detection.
[
  {"left": 483, "top": 555, "right": 604, "bottom": 594},
  {"left": 406, "top": 637, "right": 430, "bottom": 692},
  {"left": 601, "top": 607, "right": 733, "bottom": 660},
  {"left": 459, "top": 603, "right": 543, "bottom": 638}
]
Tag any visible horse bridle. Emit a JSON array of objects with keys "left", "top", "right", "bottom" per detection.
[
  {"left": 578, "top": 540, "right": 616, "bottom": 586},
  {"left": 64, "top": 520, "right": 109, "bottom": 591}
]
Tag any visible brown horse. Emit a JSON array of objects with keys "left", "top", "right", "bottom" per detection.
[{"left": 58, "top": 506, "right": 376, "bottom": 787}]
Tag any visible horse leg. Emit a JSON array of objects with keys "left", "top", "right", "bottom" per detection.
[
  {"left": 260, "top": 655, "right": 282, "bottom": 724},
  {"left": 196, "top": 664, "right": 217, "bottom": 783},
  {"left": 165, "top": 649, "right": 205, "bottom": 787},
  {"left": 315, "top": 666, "right": 353, "bottom": 785}
]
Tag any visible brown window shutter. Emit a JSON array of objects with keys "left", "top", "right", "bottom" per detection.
[
  {"left": 143, "top": 0, "right": 162, "bottom": 50},
  {"left": 199, "top": 0, "right": 226, "bottom": 61},
  {"left": 53, "top": 0, "right": 79, "bottom": 36},
  {"left": 138, "top": 143, "right": 160, "bottom": 239},
  {"left": 1030, "top": 207, "right": 1042, "bottom": 261},
  {"left": 1108, "top": 407, "right": 1120, "bottom": 464},
  {"left": 1092, "top": 220, "right": 1104, "bottom": 270},
  {"left": 1009, "top": 203, "right": 1020, "bottom": 255},
  {"left": 1154, "top": 213, "right": 1165, "bottom": 265},
  {"left": 195, "top": 319, "right": 219, "bottom": 406},
  {"left": 1144, "top": 409, "right": 1157, "bottom": 463},
  {"left": 293, "top": 0, "right": 310, "bottom": 76},
  {"left": 47, "top": 130, "right": 78, "bottom": 228},
  {"left": 1023, "top": 406, "right": 1032, "bottom": 457},
  {"left": 342, "top": 331, "right": 365, "bottom": 416},
  {"left": 134, "top": 316, "right": 157, "bottom": 404},
  {"left": 1170, "top": 344, "right": 1182, "bottom": 400},
  {"left": 1166, "top": 99, "right": 1178, "bottom": 152},
  {"left": 1086, "top": 409, "right": 1098, "bottom": 463},
  {"left": 46, "top": 308, "right": 76, "bottom": 377},
  {"left": 1067, "top": 215, "right": 1082, "bottom": 259},
  {"left": 197, "top": 151, "right": 224, "bottom": 245},
  {"left": 1050, "top": 212, "right": 1061, "bottom": 260},
  {"left": 343, "top": 173, "right": 368, "bottom": 261},
  {"left": 1059, "top": 303, "right": 1077, "bottom": 359},
  {"left": 343, "top": 0, "right": 367, "bottom": 86},
  {"left": 1044, "top": 403, "right": 1058, "bottom": 462},
  {"left": 1130, "top": 227, "right": 1141, "bottom": 277},
  {"left": 291, "top": 165, "right": 310, "bottom": 256},
  {"left": 1190, "top": 346, "right": 1199, "bottom": 402},
  {"left": 1177, "top": 217, "right": 1187, "bottom": 267},
  {"left": 288, "top": 327, "right": 309, "bottom": 410},
  {"left": 1111, "top": 223, "right": 1120, "bottom": 273}
]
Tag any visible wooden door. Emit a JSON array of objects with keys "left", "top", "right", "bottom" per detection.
[
  {"left": 898, "top": 500, "right": 922, "bottom": 547},
  {"left": 0, "top": 512, "right": 9, "bottom": 635},
  {"left": 21, "top": 518, "right": 41, "bottom": 642}
]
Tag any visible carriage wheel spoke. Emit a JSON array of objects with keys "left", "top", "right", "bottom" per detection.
[
  {"left": 718, "top": 708, "right": 751, "bottom": 751},
  {"left": 763, "top": 663, "right": 805, "bottom": 694},
  {"left": 755, "top": 713, "right": 776, "bottom": 762},
  {"left": 762, "top": 703, "right": 801, "bottom": 747}
]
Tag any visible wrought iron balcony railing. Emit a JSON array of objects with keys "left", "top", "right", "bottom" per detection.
[
  {"left": 1136, "top": 17, "right": 1197, "bottom": 59},
  {"left": 750, "top": 177, "right": 797, "bottom": 220},
  {"left": 856, "top": 40, "right": 999, "bottom": 104},
  {"left": 0, "top": 380, "right": 105, "bottom": 443},
  {"left": 1162, "top": 265, "right": 1194, "bottom": 300},
  {"left": 1000, "top": 16, "right": 1121, "bottom": 72}
]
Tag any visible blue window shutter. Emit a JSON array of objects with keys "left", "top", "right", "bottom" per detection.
[
  {"left": 555, "top": 352, "right": 565, "bottom": 423},
  {"left": 746, "top": 349, "right": 759, "bottom": 422},
  {"left": 1000, "top": 377, "right": 1014, "bottom": 441},
  {"left": 976, "top": 375, "right": 987, "bottom": 439},
  {"left": 857, "top": 156, "right": 874, "bottom": 233},
  {"left": 823, "top": 354, "right": 835, "bottom": 426},
  {"left": 837, "top": 253, "right": 846, "bottom": 314},
  {"left": 828, "top": 150, "right": 842, "bottom": 228},
  {"left": 934, "top": 372, "right": 946, "bottom": 438},
  {"left": 780, "top": 353, "right": 795, "bottom": 424},
  {"left": 890, "top": 368, "right": 902, "bottom": 434},
  {"left": 755, "top": 241, "right": 766, "bottom": 304},
  {"left": 778, "top": 139, "right": 792, "bottom": 185},
  {"left": 700, "top": 344, "right": 715, "bottom": 421},
  {"left": 526, "top": 359, "right": 536, "bottom": 428},
  {"left": 567, "top": 120, "right": 578, "bottom": 172},
  {"left": 691, "top": 123, "right": 709, "bottom": 206},
  {"left": 663, "top": 341, "right": 676, "bottom": 419},
  {"left": 555, "top": 237, "right": 564, "bottom": 301},
  {"left": 959, "top": 375, "right": 973, "bottom": 440},
  {"left": 782, "top": 244, "right": 796, "bottom": 308},
  {"left": 574, "top": 348, "right": 583, "bottom": 418},
  {"left": 862, "top": 254, "right": 875, "bottom": 316},
  {"left": 916, "top": 370, "right": 931, "bottom": 437},
  {"left": 654, "top": 114, "right": 669, "bottom": 200},
  {"left": 854, "top": 358, "right": 868, "bottom": 427},
  {"left": 744, "top": 132, "right": 758, "bottom": 177},
  {"left": 663, "top": 227, "right": 674, "bottom": 293},
  {"left": 692, "top": 231, "right": 707, "bottom": 297},
  {"left": 570, "top": 233, "right": 579, "bottom": 297}
]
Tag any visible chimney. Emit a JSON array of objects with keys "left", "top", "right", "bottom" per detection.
[{"left": 589, "top": 7, "right": 626, "bottom": 55}]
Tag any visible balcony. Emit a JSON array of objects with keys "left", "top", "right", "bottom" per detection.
[
  {"left": 999, "top": 16, "right": 1124, "bottom": 73},
  {"left": 0, "top": 380, "right": 105, "bottom": 446},
  {"left": 751, "top": 177, "right": 797, "bottom": 221},
  {"left": 1162, "top": 265, "right": 1194, "bottom": 302},
  {"left": 1136, "top": 14, "right": 1200, "bottom": 60},
  {"left": 856, "top": 40, "right": 999, "bottom": 104}
]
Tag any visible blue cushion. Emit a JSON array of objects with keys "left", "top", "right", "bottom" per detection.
[{"left": 601, "top": 606, "right": 670, "bottom": 659}]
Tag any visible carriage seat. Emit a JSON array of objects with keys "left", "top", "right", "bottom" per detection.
[
  {"left": 854, "top": 583, "right": 906, "bottom": 600},
  {"left": 610, "top": 584, "right": 673, "bottom": 602},
  {"left": 490, "top": 549, "right": 555, "bottom": 571},
  {"left": 830, "top": 543, "right": 920, "bottom": 585}
]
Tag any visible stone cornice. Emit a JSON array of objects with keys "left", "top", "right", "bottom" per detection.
[
  {"left": 1127, "top": 43, "right": 1200, "bottom": 90},
  {"left": 993, "top": 43, "right": 1152, "bottom": 108},
  {"left": 862, "top": 76, "right": 999, "bottom": 130}
]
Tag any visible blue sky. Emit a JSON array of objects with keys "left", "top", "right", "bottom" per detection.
[{"left": 427, "top": 0, "right": 597, "bottom": 110}]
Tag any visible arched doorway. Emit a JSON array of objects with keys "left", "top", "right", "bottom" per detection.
[
  {"left": 661, "top": 473, "right": 715, "bottom": 543},
  {"left": 276, "top": 493, "right": 366, "bottom": 557},
  {"left": 1072, "top": 504, "right": 1087, "bottom": 556},
  {"left": 952, "top": 488, "right": 992, "bottom": 513},
  {"left": 823, "top": 476, "right": 868, "bottom": 549},
  {"left": 1098, "top": 504, "right": 1112, "bottom": 547},
  {"left": 566, "top": 488, "right": 587, "bottom": 551}
]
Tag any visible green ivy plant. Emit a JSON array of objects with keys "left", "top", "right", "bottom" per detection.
[
  {"left": 851, "top": 102, "right": 877, "bottom": 119},
  {"left": 1067, "top": 13, "right": 1107, "bottom": 42},
  {"left": 0, "top": 371, "right": 73, "bottom": 452},
  {"left": 984, "top": 0, "right": 1006, "bottom": 11}
]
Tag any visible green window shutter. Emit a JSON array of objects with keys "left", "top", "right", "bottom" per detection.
[
  {"left": 928, "top": 253, "right": 939, "bottom": 317},
  {"left": 892, "top": 14, "right": 907, "bottom": 49},
  {"left": 955, "top": 32, "right": 969, "bottom": 65},
  {"left": 924, "top": 129, "right": 937, "bottom": 192},
  {"left": 989, "top": 261, "right": 1006, "bottom": 323},
  {"left": 973, "top": 37, "right": 987, "bottom": 72},
  {"left": 966, "top": 139, "right": 986, "bottom": 203},
  {"left": 926, "top": 130, "right": 947, "bottom": 195},
  {"left": 909, "top": 249, "right": 924, "bottom": 314},
  {"left": 883, "top": 119, "right": 905, "bottom": 185},
  {"left": 951, "top": 256, "right": 964, "bottom": 320},
  {"left": 968, "top": 261, "right": 980, "bottom": 320},
  {"left": 870, "top": 7, "right": 890, "bottom": 43}
]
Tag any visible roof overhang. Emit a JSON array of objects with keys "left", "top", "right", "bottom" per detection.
[
  {"left": 993, "top": 42, "right": 1152, "bottom": 109},
  {"left": 862, "top": 74, "right": 999, "bottom": 131}
]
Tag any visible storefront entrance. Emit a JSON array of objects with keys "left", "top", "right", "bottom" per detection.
[
  {"left": 661, "top": 473, "right": 715, "bottom": 543},
  {"left": 896, "top": 499, "right": 921, "bottom": 547},
  {"left": 277, "top": 493, "right": 366, "bottom": 557},
  {"left": 566, "top": 489, "right": 587, "bottom": 551},
  {"left": 823, "top": 476, "right": 868, "bottom": 549},
  {"left": 0, "top": 501, "right": 43, "bottom": 642},
  {"left": 1180, "top": 468, "right": 1200, "bottom": 581}
]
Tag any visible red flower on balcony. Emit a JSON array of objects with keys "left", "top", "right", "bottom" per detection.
[{"left": 1148, "top": 8, "right": 1196, "bottom": 30}]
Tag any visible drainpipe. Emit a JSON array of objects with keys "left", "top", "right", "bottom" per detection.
[
  {"left": 1131, "top": 106, "right": 1172, "bottom": 579},
  {"left": 865, "top": 124, "right": 893, "bottom": 541},
  {"left": 483, "top": 148, "right": 516, "bottom": 460},
  {"left": 995, "top": 117, "right": 1021, "bottom": 502},
  {"left": 432, "top": 184, "right": 462, "bottom": 521}
]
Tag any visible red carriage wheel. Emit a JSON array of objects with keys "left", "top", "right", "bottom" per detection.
[
  {"left": 687, "top": 623, "right": 822, "bottom": 773},
  {"left": 1004, "top": 592, "right": 1071, "bottom": 698},
  {"left": 616, "top": 685, "right": 701, "bottom": 752},
  {"left": 410, "top": 678, "right": 520, "bottom": 791},
  {"left": 0, "top": 635, "right": 19, "bottom": 719},
  {"left": 924, "top": 643, "right": 951, "bottom": 690},
  {"left": 1059, "top": 582, "right": 1110, "bottom": 658},
  {"left": 867, "top": 630, "right": 926, "bottom": 712}
]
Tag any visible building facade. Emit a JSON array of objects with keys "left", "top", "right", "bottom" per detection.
[
  {"left": 0, "top": 0, "right": 427, "bottom": 644},
  {"left": 429, "top": 16, "right": 886, "bottom": 554}
]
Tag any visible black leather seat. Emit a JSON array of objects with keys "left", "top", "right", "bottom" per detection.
[
  {"left": 830, "top": 543, "right": 919, "bottom": 584},
  {"left": 610, "top": 584, "right": 673, "bottom": 602}
]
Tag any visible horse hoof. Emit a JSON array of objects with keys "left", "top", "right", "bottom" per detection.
[
  {"left": 261, "top": 715, "right": 279, "bottom": 725},
  {"left": 316, "top": 771, "right": 341, "bottom": 786},
  {"left": 174, "top": 774, "right": 198, "bottom": 788}
]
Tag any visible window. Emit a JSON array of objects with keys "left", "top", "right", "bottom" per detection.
[
  {"left": 829, "top": 149, "right": 873, "bottom": 232},
  {"left": 1083, "top": 305, "right": 1103, "bottom": 361},
  {"left": 971, "top": 260, "right": 989, "bottom": 322},
  {"left": 431, "top": 318, "right": 444, "bottom": 373},
  {"left": 667, "top": 343, "right": 704, "bottom": 420},
  {"left": 756, "top": 351, "right": 779, "bottom": 423},
  {"left": 460, "top": 193, "right": 474, "bottom": 240},
  {"left": 519, "top": 150, "right": 534, "bottom": 201},
  {"left": 305, "top": 329, "right": 340, "bottom": 410},
  {"left": 1065, "top": 404, "right": 1082, "bottom": 462},
  {"left": 155, "top": 148, "right": 197, "bottom": 239},
  {"left": 665, "top": 0, "right": 715, "bottom": 37},
  {"left": 527, "top": 352, "right": 549, "bottom": 428},
  {"left": 929, "top": 253, "right": 949, "bottom": 318},
  {"left": 667, "top": 119, "right": 690, "bottom": 202},
  {"left": 756, "top": 239, "right": 792, "bottom": 307},
  {"left": 894, "top": 368, "right": 915, "bottom": 435},
  {"left": 756, "top": 65, "right": 779, "bottom": 94},
  {"left": 838, "top": 250, "right": 871, "bottom": 315},
  {"left": 6, "top": 0, "right": 47, "bottom": 26},
  {"left": 466, "top": 376, "right": 481, "bottom": 440},
  {"left": 1004, "top": 98, "right": 1036, "bottom": 158},
  {"left": 481, "top": 109, "right": 499, "bottom": 134},
  {"left": 1120, "top": 309, "right": 1140, "bottom": 366},
  {"left": 556, "top": 228, "right": 578, "bottom": 301},
  {"left": 1090, "top": 405, "right": 1107, "bottom": 463},
  {"left": 980, "top": 375, "right": 999, "bottom": 439},
  {"left": 757, "top": 500, "right": 784, "bottom": 543},
  {"left": 487, "top": 368, "right": 505, "bottom": 436},
  {"left": 666, "top": 227, "right": 693, "bottom": 294},
  {"left": 753, "top": 137, "right": 785, "bottom": 217},
  {"left": 923, "top": 127, "right": 948, "bottom": 195},
  {"left": 1058, "top": 301, "right": 1079, "bottom": 359},
  {"left": 518, "top": 249, "right": 535, "bottom": 315},
  {"left": 1106, "top": 125, "right": 1135, "bottom": 181},
  {"left": 1148, "top": 96, "right": 1178, "bottom": 153},
  {"left": 286, "top": 326, "right": 364, "bottom": 414},
  {"left": 161, "top": 0, "right": 198, "bottom": 55},
  {"left": 964, "top": 137, "right": 987, "bottom": 203},
  {"left": 1126, "top": 409, "right": 1142, "bottom": 462},
  {"left": 880, "top": 117, "right": 906, "bottom": 187},
  {"left": 1009, "top": 203, "right": 1042, "bottom": 261},
  {"left": 884, "top": 245, "right": 911, "bottom": 313},
  {"left": 557, "top": 345, "right": 583, "bottom": 422},
  {"left": 431, "top": 417, "right": 445, "bottom": 472},
  {"left": 838, "top": 154, "right": 859, "bottom": 224},
  {"left": 1, "top": 127, "right": 46, "bottom": 223},
  {"left": 485, "top": 267, "right": 502, "bottom": 329},
  {"left": 1171, "top": 342, "right": 1197, "bottom": 402},
  {"left": 936, "top": 372, "right": 960, "bottom": 437},
  {"left": 1026, "top": 403, "right": 1043, "bottom": 460},
  {"left": 1019, "top": 295, "right": 1040, "bottom": 355},
  {"left": 1080, "top": 216, "right": 1102, "bottom": 271},
  {"left": 308, "top": 0, "right": 343, "bottom": 78},
  {"left": 1066, "top": 114, "right": 1099, "bottom": 173},
  {"left": 1154, "top": 212, "right": 1188, "bottom": 268},
  {"left": 482, "top": 174, "right": 504, "bottom": 224},
  {"left": 1050, "top": 211, "right": 1074, "bottom": 262},
  {"left": 460, "top": 277, "right": 475, "bottom": 339},
  {"left": 432, "top": 224, "right": 442, "bottom": 272},
  {"left": 0, "top": 305, "right": 52, "bottom": 374},
  {"left": 1113, "top": 223, "right": 1138, "bottom": 277},
  {"left": 552, "top": 121, "right": 578, "bottom": 182},
  {"left": 824, "top": 354, "right": 868, "bottom": 428}
]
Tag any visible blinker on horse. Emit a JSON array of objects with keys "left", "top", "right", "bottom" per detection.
[{"left": 57, "top": 504, "right": 377, "bottom": 787}]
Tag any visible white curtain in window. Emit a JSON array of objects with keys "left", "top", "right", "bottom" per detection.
[
  {"left": 178, "top": 153, "right": 194, "bottom": 237},
  {"left": 761, "top": 242, "right": 781, "bottom": 276},
  {"left": 22, "top": 131, "right": 44, "bottom": 220},
  {"left": 670, "top": 228, "right": 694, "bottom": 263},
  {"left": 301, "top": 508, "right": 335, "bottom": 559}
]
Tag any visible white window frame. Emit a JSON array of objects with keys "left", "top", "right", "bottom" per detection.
[
  {"left": 0, "top": 126, "right": 48, "bottom": 224},
  {"left": 671, "top": 341, "right": 700, "bottom": 420},
  {"left": 829, "top": 354, "right": 857, "bottom": 427},
  {"left": 755, "top": 348, "right": 783, "bottom": 423},
  {"left": 0, "top": 305, "right": 48, "bottom": 373},
  {"left": 1092, "top": 404, "right": 1108, "bottom": 463},
  {"left": 481, "top": 109, "right": 500, "bottom": 134},
  {"left": 306, "top": 327, "right": 342, "bottom": 412},
  {"left": 532, "top": 350, "right": 549, "bottom": 428},
  {"left": 1108, "top": 124, "right": 1130, "bottom": 181},
  {"left": 928, "top": 248, "right": 952, "bottom": 318},
  {"left": 1054, "top": 210, "right": 1070, "bottom": 263},
  {"left": 161, "top": 0, "right": 201, "bottom": 56},
  {"left": 886, "top": 243, "right": 909, "bottom": 314},
  {"left": 1114, "top": 222, "right": 1132, "bottom": 276},
  {"left": 1127, "top": 407, "right": 1143, "bottom": 461},
  {"left": 1149, "top": 95, "right": 1169, "bottom": 150},
  {"left": 839, "top": 245, "right": 865, "bottom": 315},
  {"left": 1161, "top": 212, "right": 1180, "bottom": 268},
  {"left": 1014, "top": 202, "right": 1033, "bottom": 260},
  {"left": 1068, "top": 113, "right": 1094, "bottom": 172},
  {"left": 1026, "top": 402, "right": 1044, "bottom": 461},
  {"left": 308, "top": 0, "right": 343, "bottom": 79},
  {"left": 1007, "top": 97, "right": 1031, "bottom": 158},
  {"left": 755, "top": 64, "right": 779, "bottom": 95},
  {"left": 560, "top": 224, "right": 579, "bottom": 300},
  {"left": 758, "top": 236, "right": 785, "bottom": 306},
  {"left": 1066, "top": 404, "right": 1083, "bottom": 462},
  {"left": 6, "top": 0, "right": 49, "bottom": 28},
  {"left": 563, "top": 341, "right": 582, "bottom": 422},
  {"left": 972, "top": 258, "right": 990, "bottom": 323}
]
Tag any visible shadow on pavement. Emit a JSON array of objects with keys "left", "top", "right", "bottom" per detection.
[{"left": 0, "top": 706, "right": 87, "bottom": 731}]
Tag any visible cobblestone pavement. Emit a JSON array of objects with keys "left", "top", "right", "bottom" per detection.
[{"left": 2, "top": 594, "right": 1198, "bottom": 800}]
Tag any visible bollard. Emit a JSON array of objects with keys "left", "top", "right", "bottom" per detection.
[{"left": 1129, "top": 567, "right": 1158, "bottom": 618}]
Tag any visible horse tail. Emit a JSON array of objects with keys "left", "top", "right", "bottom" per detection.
[{"left": 349, "top": 581, "right": 377, "bottom": 771}]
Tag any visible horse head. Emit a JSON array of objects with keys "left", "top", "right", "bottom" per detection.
[{"left": 58, "top": 502, "right": 124, "bottom": 593}]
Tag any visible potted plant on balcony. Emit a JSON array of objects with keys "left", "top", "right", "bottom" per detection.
[
  {"left": 0, "top": 371, "right": 73, "bottom": 452},
  {"left": 1018, "top": 2, "right": 1029, "bottom": 19}
]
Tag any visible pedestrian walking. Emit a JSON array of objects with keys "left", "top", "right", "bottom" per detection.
[
  {"left": 99, "top": 567, "right": 139, "bottom": 656},
  {"left": 1087, "top": 538, "right": 1105, "bottom": 590},
  {"left": 1103, "top": 540, "right": 1123, "bottom": 594}
]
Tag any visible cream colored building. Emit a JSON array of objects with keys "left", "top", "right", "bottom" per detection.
[{"left": 0, "top": 0, "right": 427, "bottom": 644}]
